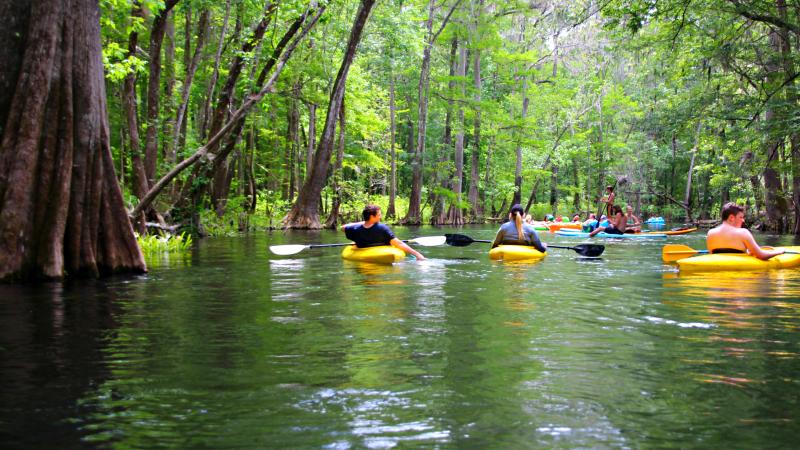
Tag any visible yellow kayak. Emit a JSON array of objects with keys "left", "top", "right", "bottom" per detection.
[
  {"left": 341, "top": 245, "right": 405, "bottom": 264},
  {"left": 677, "top": 246, "right": 800, "bottom": 272},
  {"left": 489, "top": 245, "right": 546, "bottom": 262}
]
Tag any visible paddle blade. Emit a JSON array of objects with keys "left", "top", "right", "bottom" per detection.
[
  {"left": 573, "top": 244, "right": 605, "bottom": 257},
  {"left": 269, "top": 244, "right": 309, "bottom": 256},
  {"left": 662, "top": 244, "right": 699, "bottom": 262},
  {"left": 445, "top": 233, "right": 475, "bottom": 247},
  {"left": 409, "top": 235, "right": 446, "bottom": 246}
]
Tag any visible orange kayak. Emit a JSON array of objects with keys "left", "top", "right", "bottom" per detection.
[{"left": 548, "top": 222, "right": 582, "bottom": 232}]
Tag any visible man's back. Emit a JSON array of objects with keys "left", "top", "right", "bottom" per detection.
[{"left": 707, "top": 222, "right": 748, "bottom": 252}]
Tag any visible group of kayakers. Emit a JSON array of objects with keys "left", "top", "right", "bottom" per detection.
[{"left": 341, "top": 199, "right": 783, "bottom": 262}]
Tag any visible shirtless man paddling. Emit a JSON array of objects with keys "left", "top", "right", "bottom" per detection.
[{"left": 706, "top": 202, "right": 783, "bottom": 260}]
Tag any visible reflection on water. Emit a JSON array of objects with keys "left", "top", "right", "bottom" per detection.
[
  {"left": 663, "top": 269, "right": 800, "bottom": 299},
  {"left": 2, "top": 230, "right": 800, "bottom": 448}
]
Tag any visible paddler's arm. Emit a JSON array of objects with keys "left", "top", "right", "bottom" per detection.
[
  {"left": 526, "top": 228, "right": 547, "bottom": 252},
  {"left": 390, "top": 238, "right": 425, "bottom": 260},
  {"left": 340, "top": 221, "right": 364, "bottom": 231},
  {"left": 491, "top": 229, "right": 504, "bottom": 248},
  {"left": 742, "top": 230, "right": 785, "bottom": 260}
]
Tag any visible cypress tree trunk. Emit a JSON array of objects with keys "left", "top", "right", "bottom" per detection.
[{"left": 0, "top": 0, "right": 145, "bottom": 281}]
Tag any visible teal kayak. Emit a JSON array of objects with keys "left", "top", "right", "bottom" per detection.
[{"left": 555, "top": 230, "right": 667, "bottom": 239}]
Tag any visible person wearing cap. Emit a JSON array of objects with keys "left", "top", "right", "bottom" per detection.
[{"left": 491, "top": 204, "right": 547, "bottom": 252}]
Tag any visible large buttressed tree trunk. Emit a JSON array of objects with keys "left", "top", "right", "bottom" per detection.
[
  {"left": 0, "top": 0, "right": 146, "bottom": 281},
  {"left": 284, "top": 0, "right": 377, "bottom": 229}
]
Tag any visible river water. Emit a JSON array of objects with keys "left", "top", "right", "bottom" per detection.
[{"left": 2, "top": 225, "right": 800, "bottom": 448}]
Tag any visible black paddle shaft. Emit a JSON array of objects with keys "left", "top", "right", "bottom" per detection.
[
  {"left": 445, "top": 234, "right": 604, "bottom": 257},
  {"left": 445, "top": 234, "right": 491, "bottom": 246},
  {"left": 547, "top": 244, "right": 605, "bottom": 257}
]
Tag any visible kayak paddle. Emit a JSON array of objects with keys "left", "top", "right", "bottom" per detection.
[
  {"left": 662, "top": 244, "right": 798, "bottom": 262},
  {"left": 444, "top": 233, "right": 605, "bottom": 257},
  {"left": 269, "top": 235, "right": 447, "bottom": 256},
  {"left": 662, "top": 244, "right": 707, "bottom": 262}
]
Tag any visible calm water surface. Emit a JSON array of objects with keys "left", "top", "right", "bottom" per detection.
[{"left": 2, "top": 225, "right": 800, "bottom": 449}]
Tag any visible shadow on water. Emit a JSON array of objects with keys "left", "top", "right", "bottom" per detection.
[{"left": 0, "top": 278, "right": 135, "bottom": 449}]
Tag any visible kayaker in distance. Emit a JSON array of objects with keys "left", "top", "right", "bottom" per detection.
[
  {"left": 342, "top": 205, "right": 426, "bottom": 260},
  {"left": 624, "top": 205, "right": 641, "bottom": 233},
  {"left": 600, "top": 185, "right": 615, "bottom": 216},
  {"left": 491, "top": 204, "right": 547, "bottom": 252},
  {"left": 706, "top": 202, "right": 783, "bottom": 260},
  {"left": 582, "top": 213, "right": 598, "bottom": 232},
  {"left": 589, "top": 205, "right": 626, "bottom": 236}
]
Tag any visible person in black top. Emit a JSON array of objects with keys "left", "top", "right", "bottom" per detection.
[{"left": 342, "top": 205, "right": 426, "bottom": 260}]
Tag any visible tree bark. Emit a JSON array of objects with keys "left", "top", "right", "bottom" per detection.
[
  {"left": 285, "top": 0, "right": 378, "bottom": 229},
  {"left": 325, "top": 102, "right": 346, "bottom": 228},
  {"left": 0, "top": 0, "right": 145, "bottom": 281}
]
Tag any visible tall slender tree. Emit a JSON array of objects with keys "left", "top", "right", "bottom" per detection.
[{"left": 285, "top": 0, "right": 378, "bottom": 228}]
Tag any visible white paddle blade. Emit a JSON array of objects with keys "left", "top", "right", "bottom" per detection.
[
  {"left": 410, "top": 235, "right": 446, "bottom": 246},
  {"left": 269, "top": 244, "right": 309, "bottom": 255}
]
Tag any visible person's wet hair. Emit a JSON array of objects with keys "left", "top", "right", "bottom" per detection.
[
  {"left": 721, "top": 202, "right": 744, "bottom": 221},
  {"left": 362, "top": 204, "right": 381, "bottom": 221}
]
